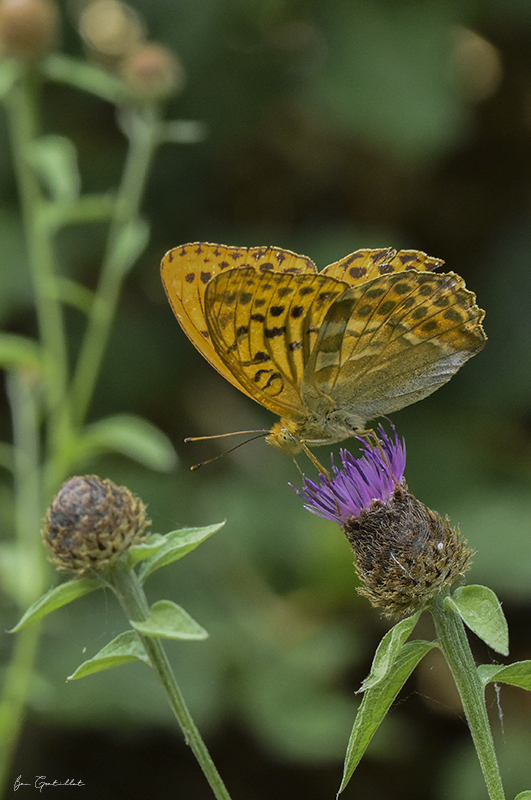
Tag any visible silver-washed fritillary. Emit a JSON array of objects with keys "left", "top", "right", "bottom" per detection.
[{"left": 161, "top": 243, "right": 486, "bottom": 459}]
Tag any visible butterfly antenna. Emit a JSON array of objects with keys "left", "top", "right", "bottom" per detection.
[
  {"left": 185, "top": 429, "right": 269, "bottom": 443},
  {"left": 188, "top": 432, "right": 267, "bottom": 471}
]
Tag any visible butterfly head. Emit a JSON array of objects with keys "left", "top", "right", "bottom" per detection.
[{"left": 266, "top": 418, "right": 303, "bottom": 454}]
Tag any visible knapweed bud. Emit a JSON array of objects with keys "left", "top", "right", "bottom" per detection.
[
  {"left": 119, "top": 42, "right": 184, "bottom": 99},
  {"left": 297, "top": 425, "right": 473, "bottom": 618},
  {"left": 42, "top": 475, "right": 150, "bottom": 576},
  {"left": 0, "top": 0, "right": 60, "bottom": 62}
]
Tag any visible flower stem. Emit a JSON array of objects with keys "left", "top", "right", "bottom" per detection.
[
  {"left": 0, "top": 374, "right": 46, "bottom": 796},
  {"left": 5, "top": 66, "right": 71, "bottom": 470},
  {"left": 70, "top": 105, "right": 160, "bottom": 426},
  {"left": 106, "top": 564, "right": 232, "bottom": 800},
  {"left": 430, "top": 593, "right": 505, "bottom": 800}
]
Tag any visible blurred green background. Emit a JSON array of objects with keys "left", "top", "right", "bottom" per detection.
[{"left": 2, "top": 0, "right": 531, "bottom": 797}]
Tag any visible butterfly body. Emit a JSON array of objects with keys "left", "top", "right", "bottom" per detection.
[{"left": 161, "top": 243, "right": 486, "bottom": 457}]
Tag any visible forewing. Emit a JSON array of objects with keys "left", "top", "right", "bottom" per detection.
[
  {"left": 205, "top": 266, "right": 348, "bottom": 418},
  {"left": 303, "top": 270, "right": 486, "bottom": 422},
  {"left": 161, "top": 242, "right": 317, "bottom": 397},
  {"left": 321, "top": 248, "right": 444, "bottom": 286}
]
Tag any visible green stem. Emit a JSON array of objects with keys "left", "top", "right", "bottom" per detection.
[
  {"left": 106, "top": 564, "right": 233, "bottom": 800},
  {"left": 70, "top": 105, "right": 160, "bottom": 426},
  {"left": 430, "top": 594, "right": 505, "bottom": 800},
  {"left": 0, "top": 375, "right": 47, "bottom": 795},
  {"left": 4, "top": 66, "right": 71, "bottom": 472}
]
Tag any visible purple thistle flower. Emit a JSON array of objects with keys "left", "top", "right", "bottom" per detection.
[
  {"left": 294, "top": 423, "right": 473, "bottom": 618},
  {"left": 297, "top": 424, "right": 406, "bottom": 526}
]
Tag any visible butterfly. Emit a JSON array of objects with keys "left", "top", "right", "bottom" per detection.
[{"left": 161, "top": 242, "right": 486, "bottom": 467}]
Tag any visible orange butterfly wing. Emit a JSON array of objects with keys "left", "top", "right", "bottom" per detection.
[
  {"left": 321, "top": 247, "right": 444, "bottom": 285},
  {"left": 160, "top": 242, "right": 317, "bottom": 399}
]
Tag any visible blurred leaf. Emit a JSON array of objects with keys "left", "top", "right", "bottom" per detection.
[
  {"left": 514, "top": 793, "right": 531, "bottom": 800},
  {"left": 0, "top": 333, "right": 41, "bottom": 371},
  {"left": 9, "top": 578, "right": 101, "bottom": 632},
  {"left": 445, "top": 585, "right": 509, "bottom": 655},
  {"left": 67, "top": 631, "right": 149, "bottom": 680},
  {"left": 160, "top": 119, "right": 208, "bottom": 143},
  {"left": 477, "top": 661, "right": 531, "bottom": 691},
  {"left": 26, "top": 134, "right": 81, "bottom": 202},
  {"left": 308, "top": 1, "right": 466, "bottom": 158},
  {"left": 109, "top": 218, "right": 150, "bottom": 278},
  {"left": 42, "top": 53, "right": 130, "bottom": 104},
  {"left": 40, "top": 193, "right": 115, "bottom": 231},
  {"left": 130, "top": 599, "right": 208, "bottom": 640},
  {"left": 138, "top": 523, "right": 225, "bottom": 581},
  {"left": 78, "top": 413, "right": 177, "bottom": 472},
  {"left": 0, "top": 59, "right": 19, "bottom": 97},
  {"left": 358, "top": 610, "right": 422, "bottom": 692},
  {"left": 339, "top": 640, "right": 435, "bottom": 794},
  {"left": 49, "top": 276, "right": 94, "bottom": 314}
]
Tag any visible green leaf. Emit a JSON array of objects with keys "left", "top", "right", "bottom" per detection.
[
  {"left": 477, "top": 661, "right": 531, "bottom": 691},
  {"left": 160, "top": 119, "right": 208, "bottom": 143},
  {"left": 0, "top": 333, "right": 41, "bottom": 372},
  {"left": 130, "top": 600, "right": 208, "bottom": 640},
  {"left": 127, "top": 534, "right": 167, "bottom": 568},
  {"left": 445, "top": 585, "right": 509, "bottom": 656},
  {"left": 78, "top": 414, "right": 177, "bottom": 472},
  {"left": 26, "top": 134, "right": 81, "bottom": 202},
  {"left": 339, "top": 640, "right": 435, "bottom": 794},
  {"left": 138, "top": 523, "right": 225, "bottom": 581},
  {"left": 48, "top": 276, "right": 94, "bottom": 314},
  {"left": 42, "top": 53, "right": 131, "bottom": 104},
  {"left": 359, "top": 611, "right": 422, "bottom": 692},
  {"left": 0, "top": 59, "right": 19, "bottom": 97},
  {"left": 514, "top": 792, "right": 531, "bottom": 800},
  {"left": 41, "top": 193, "right": 115, "bottom": 231},
  {"left": 108, "top": 218, "right": 150, "bottom": 278},
  {"left": 8, "top": 578, "right": 101, "bottom": 632},
  {"left": 67, "top": 631, "right": 149, "bottom": 680}
]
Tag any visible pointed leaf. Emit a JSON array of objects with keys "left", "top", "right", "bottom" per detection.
[
  {"left": 8, "top": 578, "right": 101, "bottom": 632},
  {"left": 445, "top": 585, "right": 509, "bottom": 656},
  {"left": 160, "top": 119, "right": 208, "bottom": 143},
  {"left": 0, "top": 333, "right": 41, "bottom": 371},
  {"left": 130, "top": 600, "right": 208, "bottom": 640},
  {"left": 42, "top": 53, "right": 131, "bottom": 104},
  {"left": 67, "top": 631, "right": 149, "bottom": 680},
  {"left": 477, "top": 661, "right": 531, "bottom": 691},
  {"left": 109, "top": 218, "right": 150, "bottom": 278},
  {"left": 50, "top": 277, "right": 94, "bottom": 314},
  {"left": 26, "top": 134, "right": 81, "bottom": 202},
  {"left": 359, "top": 611, "right": 422, "bottom": 692},
  {"left": 127, "top": 534, "right": 167, "bottom": 568},
  {"left": 78, "top": 414, "right": 177, "bottom": 472},
  {"left": 339, "top": 640, "right": 435, "bottom": 795},
  {"left": 41, "top": 193, "right": 115, "bottom": 231},
  {"left": 138, "top": 523, "right": 225, "bottom": 581}
]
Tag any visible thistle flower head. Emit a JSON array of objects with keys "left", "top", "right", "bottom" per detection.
[
  {"left": 298, "top": 424, "right": 406, "bottom": 525},
  {"left": 296, "top": 425, "right": 473, "bottom": 618},
  {"left": 42, "top": 475, "right": 150, "bottom": 576}
]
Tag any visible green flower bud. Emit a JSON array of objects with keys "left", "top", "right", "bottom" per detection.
[{"left": 42, "top": 475, "right": 150, "bottom": 576}]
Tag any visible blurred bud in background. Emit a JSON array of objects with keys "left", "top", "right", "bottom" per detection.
[{"left": 0, "top": 0, "right": 60, "bottom": 62}]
